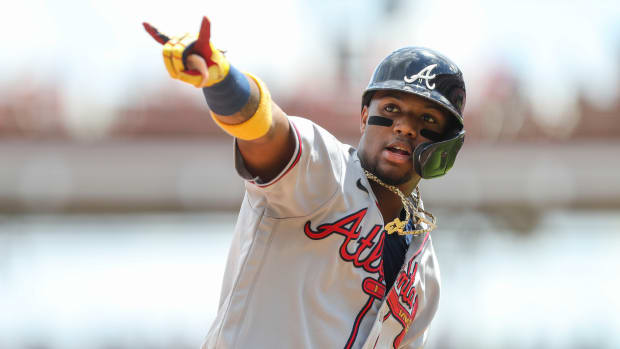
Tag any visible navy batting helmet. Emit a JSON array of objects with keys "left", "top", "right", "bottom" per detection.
[{"left": 362, "top": 47, "right": 466, "bottom": 179}]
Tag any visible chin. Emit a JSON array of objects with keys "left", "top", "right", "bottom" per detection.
[
  {"left": 377, "top": 172, "right": 410, "bottom": 186},
  {"left": 374, "top": 165, "right": 415, "bottom": 186}
]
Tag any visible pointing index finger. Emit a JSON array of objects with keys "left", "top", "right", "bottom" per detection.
[
  {"left": 143, "top": 22, "right": 170, "bottom": 45},
  {"left": 198, "top": 16, "right": 211, "bottom": 42}
]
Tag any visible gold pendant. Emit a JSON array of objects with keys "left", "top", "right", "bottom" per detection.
[{"left": 385, "top": 218, "right": 406, "bottom": 235}]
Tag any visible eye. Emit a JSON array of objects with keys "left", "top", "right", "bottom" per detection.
[
  {"left": 421, "top": 114, "right": 437, "bottom": 124},
  {"left": 384, "top": 104, "right": 400, "bottom": 113}
]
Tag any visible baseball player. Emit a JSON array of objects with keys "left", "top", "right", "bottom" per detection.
[{"left": 144, "top": 17, "right": 466, "bottom": 349}]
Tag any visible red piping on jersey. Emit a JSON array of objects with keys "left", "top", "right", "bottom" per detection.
[
  {"left": 344, "top": 296, "right": 375, "bottom": 349},
  {"left": 250, "top": 121, "right": 302, "bottom": 188},
  {"left": 412, "top": 230, "right": 431, "bottom": 259}
]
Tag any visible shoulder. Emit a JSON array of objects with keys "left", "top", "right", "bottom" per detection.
[
  {"left": 288, "top": 115, "right": 353, "bottom": 158},
  {"left": 288, "top": 116, "right": 339, "bottom": 141},
  {"left": 288, "top": 116, "right": 351, "bottom": 152}
]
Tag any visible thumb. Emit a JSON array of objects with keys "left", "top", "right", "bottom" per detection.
[
  {"left": 143, "top": 22, "right": 171, "bottom": 45},
  {"left": 185, "top": 54, "right": 209, "bottom": 87}
]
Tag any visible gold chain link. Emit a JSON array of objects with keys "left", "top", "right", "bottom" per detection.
[{"left": 364, "top": 170, "right": 437, "bottom": 236}]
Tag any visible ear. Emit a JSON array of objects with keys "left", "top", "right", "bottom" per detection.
[{"left": 360, "top": 105, "right": 369, "bottom": 134}]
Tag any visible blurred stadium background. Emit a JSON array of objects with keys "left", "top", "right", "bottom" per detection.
[{"left": 1, "top": 0, "right": 619, "bottom": 348}]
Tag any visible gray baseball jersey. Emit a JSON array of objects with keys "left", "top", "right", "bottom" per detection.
[{"left": 202, "top": 116, "right": 440, "bottom": 349}]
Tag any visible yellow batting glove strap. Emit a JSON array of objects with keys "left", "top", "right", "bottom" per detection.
[
  {"left": 205, "top": 42, "right": 230, "bottom": 87},
  {"left": 210, "top": 73, "right": 272, "bottom": 141}
]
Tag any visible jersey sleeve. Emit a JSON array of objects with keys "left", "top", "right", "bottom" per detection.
[{"left": 234, "top": 116, "right": 350, "bottom": 219}]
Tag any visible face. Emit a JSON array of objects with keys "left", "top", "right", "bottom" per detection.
[{"left": 358, "top": 91, "right": 451, "bottom": 186}]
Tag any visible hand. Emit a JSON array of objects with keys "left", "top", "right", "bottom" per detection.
[{"left": 143, "top": 17, "right": 229, "bottom": 88}]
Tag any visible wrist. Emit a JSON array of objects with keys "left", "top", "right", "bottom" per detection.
[
  {"left": 204, "top": 42, "right": 230, "bottom": 86},
  {"left": 202, "top": 65, "right": 251, "bottom": 116},
  {"left": 210, "top": 73, "right": 272, "bottom": 141}
]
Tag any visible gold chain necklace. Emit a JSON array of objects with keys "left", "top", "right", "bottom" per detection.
[{"left": 364, "top": 170, "right": 437, "bottom": 236}]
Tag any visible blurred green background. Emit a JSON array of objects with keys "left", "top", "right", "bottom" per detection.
[{"left": 1, "top": 0, "right": 619, "bottom": 348}]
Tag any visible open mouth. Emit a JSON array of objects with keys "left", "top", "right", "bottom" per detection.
[{"left": 385, "top": 145, "right": 411, "bottom": 156}]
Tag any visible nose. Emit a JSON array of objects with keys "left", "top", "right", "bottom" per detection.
[{"left": 393, "top": 117, "right": 419, "bottom": 138}]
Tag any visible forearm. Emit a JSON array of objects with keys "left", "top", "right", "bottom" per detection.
[{"left": 236, "top": 101, "right": 294, "bottom": 181}]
